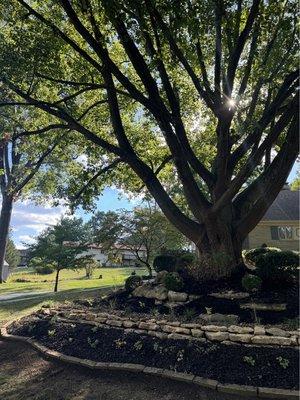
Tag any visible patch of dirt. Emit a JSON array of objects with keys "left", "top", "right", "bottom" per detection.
[
  {"left": 9, "top": 316, "right": 299, "bottom": 390},
  {"left": 0, "top": 340, "right": 254, "bottom": 400}
]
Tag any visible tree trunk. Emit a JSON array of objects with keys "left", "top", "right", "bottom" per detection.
[
  {"left": 0, "top": 195, "right": 13, "bottom": 283},
  {"left": 193, "top": 217, "right": 244, "bottom": 280},
  {"left": 54, "top": 269, "right": 60, "bottom": 292}
]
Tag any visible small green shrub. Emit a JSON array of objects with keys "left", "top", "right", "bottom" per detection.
[
  {"left": 164, "top": 272, "right": 184, "bottom": 292},
  {"left": 243, "top": 247, "right": 280, "bottom": 264},
  {"left": 125, "top": 275, "right": 142, "bottom": 292},
  {"left": 153, "top": 255, "right": 177, "bottom": 272},
  {"left": 242, "top": 274, "right": 262, "bottom": 292},
  {"left": 256, "top": 250, "right": 299, "bottom": 289},
  {"left": 243, "top": 356, "right": 255, "bottom": 366},
  {"left": 35, "top": 265, "right": 54, "bottom": 275}
]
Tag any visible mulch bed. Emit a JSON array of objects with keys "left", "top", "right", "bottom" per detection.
[{"left": 8, "top": 315, "right": 299, "bottom": 390}]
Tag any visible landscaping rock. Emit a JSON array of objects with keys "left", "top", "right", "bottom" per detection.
[
  {"left": 191, "top": 329, "right": 204, "bottom": 338},
  {"left": 155, "top": 270, "right": 168, "bottom": 284},
  {"left": 201, "top": 325, "right": 228, "bottom": 332},
  {"left": 251, "top": 335, "right": 292, "bottom": 346},
  {"left": 266, "top": 328, "right": 290, "bottom": 337},
  {"left": 188, "top": 294, "right": 201, "bottom": 301},
  {"left": 138, "top": 322, "right": 159, "bottom": 331},
  {"left": 173, "top": 327, "right": 190, "bottom": 335},
  {"left": 199, "top": 313, "right": 239, "bottom": 325},
  {"left": 106, "top": 319, "right": 123, "bottom": 327},
  {"left": 123, "top": 321, "right": 137, "bottom": 328},
  {"left": 168, "top": 291, "right": 188, "bottom": 302},
  {"left": 240, "top": 302, "right": 286, "bottom": 311},
  {"left": 228, "top": 325, "right": 253, "bottom": 334},
  {"left": 254, "top": 325, "right": 265, "bottom": 335},
  {"left": 180, "top": 323, "right": 201, "bottom": 329},
  {"left": 132, "top": 284, "right": 168, "bottom": 301},
  {"left": 205, "top": 331, "right": 229, "bottom": 342},
  {"left": 168, "top": 333, "right": 191, "bottom": 341},
  {"left": 210, "top": 291, "right": 250, "bottom": 300},
  {"left": 229, "top": 333, "right": 253, "bottom": 343}
]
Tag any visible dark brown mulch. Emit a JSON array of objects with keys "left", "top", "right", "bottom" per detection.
[{"left": 9, "top": 316, "right": 299, "bottom": 391}]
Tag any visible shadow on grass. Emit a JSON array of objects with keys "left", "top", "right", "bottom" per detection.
[{"left": 0, "top": 286, "right": 118, "bottom": 325}]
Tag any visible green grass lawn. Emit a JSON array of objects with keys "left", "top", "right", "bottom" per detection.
[
  {"left": 0, "top": 267, "right": 146, "bottom": 324},
  {"left": 0, "top": 267, "right": 145, "bottom": 295}
]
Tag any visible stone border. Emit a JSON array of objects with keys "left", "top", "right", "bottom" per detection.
[
  {"left": 1, "top": 323, "right": 298, "bottom": 399},
  {"left": 46, "top": 308, "right": 299, "bottom": 348}
]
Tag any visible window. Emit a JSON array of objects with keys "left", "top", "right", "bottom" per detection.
[{"left": 271, "top": 226, "right": 299, "bottom": 240}]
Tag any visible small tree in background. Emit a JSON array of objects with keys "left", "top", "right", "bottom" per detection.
[
  {"left": 29, "top": 217, "right": 90, "bottom": 292},
  {"left": 5, "top": 238, "right": 20, "bottom": 270},
  {"left": 291, "top": 171, "right": 300, "bottom": 191}
]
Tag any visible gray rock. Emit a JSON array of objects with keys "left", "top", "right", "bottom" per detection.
[
  {"left": 228, "top": 325, "right": 253, "bottom": 334},
  {"left": 251, "top": 335, "right": 292, "bottom": 346},
  {"left": 266, "top": 327, "right": 290, "bottom": 337},
  {"left": 168, "top": 291, "right": 188, "bottom": 302},
  {"left": 205, "top": 331, "right": 229, "bottom": 342},
  {"left": 229, "top": 333, "right": 253, "bottom": 343},
  {"left": 200, "top": 313, "right": 239, "bottom": 325},
  {"left": 132, "top": 284, "right": 168, "bottom": 301}
]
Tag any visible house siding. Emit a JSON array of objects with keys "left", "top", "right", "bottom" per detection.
[{"left": 245, "top": 220, "right": 299, "bottom": 251}]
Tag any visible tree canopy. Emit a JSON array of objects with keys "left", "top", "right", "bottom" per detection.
[{"left": 0, "top": 0, "right": 298, "bottom": 278}]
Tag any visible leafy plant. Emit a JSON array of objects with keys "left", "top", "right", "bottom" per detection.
[
  {"left": 47, "top": 329, "right": 56, "bottom": 337},
  {"left": 87, "top": 337, "right": 99, "bottom": 349},
  {"left": 163, "top": 272, "right": 183, "bottom": 292},
  {"left": 125, "top": 275, "right": 142, "bottom": 292},
  {"left": 183, "top": 308, "right": 197, "bottom": 321},
  {"left": 133, "top": 340, "right": 143, "bottom": 351},
  {"left": 276, "top": 356, "right": 290, "bottom": 369},
  {"left": 243, "top": 247, "right": 280, "bottom": 264},
  {"left": 243, "top": 356, "right": 255, "bottom": 366},
  {"left": 153, "top": 255, "right": 177, "bottom": 273},
  {"left": 242, "top": 274, "right": 262, "bottom": 292},
  {"left": 114, "top": 339, "right": 127, "bottom": 349}
]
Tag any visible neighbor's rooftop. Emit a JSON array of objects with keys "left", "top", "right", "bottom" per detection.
[{"left": 261, "top": 185, "right": 299, "bottom": 221}]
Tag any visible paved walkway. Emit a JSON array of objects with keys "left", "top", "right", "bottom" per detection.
[{"left": 0, "top": 340, "right": 255, "bottom": 400}]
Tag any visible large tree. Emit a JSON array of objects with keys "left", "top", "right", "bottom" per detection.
[{"left": 0, "top": 0, "right": 298, "bottom": 279}]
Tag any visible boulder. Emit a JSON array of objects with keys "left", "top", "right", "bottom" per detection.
[
  {"left": 132, "top": 284, "right": 168, "bottom": 301},
  {"left": 168, "top": 291, "right": 188, "bottom": 302},
  {"left": 155, "top": 270, "right": 168, "bottom": 284},
  {"left": 199, "top": 313, "right": 239, "bottom": 325}
]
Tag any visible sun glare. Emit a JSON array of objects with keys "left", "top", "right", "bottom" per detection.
[{"left": 227, "top": 98, "right": 236, "bottom": 109}]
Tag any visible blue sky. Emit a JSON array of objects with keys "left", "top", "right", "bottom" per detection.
[{"left": 10, "top": 162, "right": 299, "bottom": 249}]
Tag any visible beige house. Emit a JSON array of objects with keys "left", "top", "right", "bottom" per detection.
[{"left": 244, "top": 185, "right": 299, "bottom": 251}]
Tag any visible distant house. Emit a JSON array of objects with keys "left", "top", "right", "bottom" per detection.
[
  {"left": 64, "top": 242, "right": 147, "bottom": 267},
  {"left": 244, "top": 185, "right": 299, "bottom": 251},
  {"left": 18, "top": 249, "right": 30, "bottom": 267}
]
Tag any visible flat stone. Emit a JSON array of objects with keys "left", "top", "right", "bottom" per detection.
[
  {"left": 181, "top": 323, "right": 201, "bottom": 329},
  {"left": 240, "top": 302, "right": 286, "bottom": 311},
  {"left": 94, "top": 362, "right": 109, "bottom": 370},
  {"left": 45, "top": 349, "right": 61, "bottom": 358},
  {"left": 123, "top": 321, "right": 137, "bottom": 328},
  {"left": 217, "top": 383, "right": 257, "bottom": 396},
  {"left": 106, "top": 319, "right": 123, "bottom": 327},
  {"left": 173, "top": 327, "right": 190, "bottom": 335},
  {"left": 59, "top": 354, "right": 82, "bottom": 365},
  {"left": 258, "top": 387, "right": 299, "bottom": 399},
  {"left": 229, "top": 333, "right": 253, "bottom": 343},
  {"left": 201, "top": 325, "right": 228, "bottom": 332},
  {"left": 168, "top": 291, "right": 188, "bottom": 302},
  {"left": 165, "top": 321, "right": 181, "bottom": 327},
  {"left": 79, "top": 359, "right": 97, "bottom": 368},
  {"left": 193, "top": 376, "right": 218, "bottom": 389},
  {"left": 138, "top": 322, "right": 159, "bottom": 331},
  {"left": 200, "top": 313, "right": 239, "bottom": 325},
  {"left": 205, "top": 331, "right": 229, "bottom": 342},
  {"left": 143, "top": 367, "right": 164, "bottom": 376},
  {"left": 84, "top": 314, "right": 96, "bottom": 321},
  {"left": 251, "top": 335, "right": 292, "bottom": 346},
  {"left": 228, "top": 325, "right": 253, "bottom": 334},
  {"left": 210, "top": 291, "right": 250, "bottom": 300},
  {"left": 165, "top": 302, "right": 186, "bottom": 309},
  {"left": 161, "top": 370, "right": 194, "bottom": 383},
  {"left": 254, "top": 326, "right": 265, "bottom": 335},
  {"left": 156, "top": 319, "right": 168, "bottom": 325},
  {"left": 32, "top": 342, "right": 49, "bottom": 353},
  {"left": 161, "top": 325, "right": 176, "bottom": 333},
  {"left": 266, "top": 328, "right": 290, "bottom": 337},
  {"left": 153, "top": 332, "right": 168, "bottom": 340},
  {"left": 168, "top": 333, "right": 191, "bottom": 341},
  {"left": 134, "top": 329, "right": 148, "bottom": 335},
  {"left": 119, "top": 363, "right": 144, "bottom": 372},
  {"left": 191, "top": 329, "right": 204, "bottom": 338}
]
